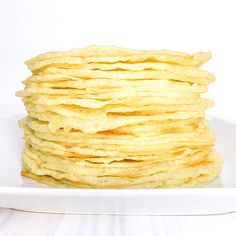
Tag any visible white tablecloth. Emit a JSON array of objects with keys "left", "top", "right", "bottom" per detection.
[{"left": 0, "top": 208, "right": 236, "bottom": 236}]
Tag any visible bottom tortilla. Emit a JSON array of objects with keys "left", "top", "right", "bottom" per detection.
[{"left": 21, "top": 150, "right": 222, "bottom": 188}]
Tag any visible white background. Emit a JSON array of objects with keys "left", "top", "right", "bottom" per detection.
[{"left": 0, "top": 0, "right": 236, "bottom": 235}]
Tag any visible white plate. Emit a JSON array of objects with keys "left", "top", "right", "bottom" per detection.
[{"left": 0, "top": 115, "right": 236, "bottom": 215}]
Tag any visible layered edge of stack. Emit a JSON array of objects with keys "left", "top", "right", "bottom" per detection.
[{"left": 16, "top": 45, "right": 223, "bottom": 188}]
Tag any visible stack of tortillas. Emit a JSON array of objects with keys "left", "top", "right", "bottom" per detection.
[{"left": 16, "top": 45, "right": 222, "bottom": 188}]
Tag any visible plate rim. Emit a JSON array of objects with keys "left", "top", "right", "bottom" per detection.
[{"left": 1, "top": 186, "right": 236, "bottom": 196}]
